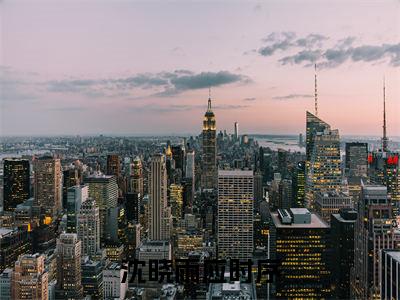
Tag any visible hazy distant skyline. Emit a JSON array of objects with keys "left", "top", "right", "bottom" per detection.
[{"left": 1, "top": 0, "right": 399, "bottom": 136}]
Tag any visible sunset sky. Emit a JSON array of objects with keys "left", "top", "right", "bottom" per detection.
[{"left": 1, "top": 0, "right": 399, "bottom": 136}]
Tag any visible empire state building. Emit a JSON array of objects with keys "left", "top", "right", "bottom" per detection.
[{"left": 201, "top": 96, "right": 217, "bottom": 190}]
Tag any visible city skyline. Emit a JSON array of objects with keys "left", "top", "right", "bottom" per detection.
[{"left": 1, "top": 0, "right": 399, "bottom": 136}]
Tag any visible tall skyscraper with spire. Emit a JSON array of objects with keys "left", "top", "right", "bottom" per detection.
[
  {"left": 382, "top": 78, "right": 388, "bottom": 152},
  {"left": 201, "top": 94, "right": 217, "bottom": 190}
]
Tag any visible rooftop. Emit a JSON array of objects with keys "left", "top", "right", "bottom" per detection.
[
  {"left": 218, "top": 169, "right": 253, "bottom": 176},
  {"left": 271, "top": 212, "right": 329, "bottom": 228}
]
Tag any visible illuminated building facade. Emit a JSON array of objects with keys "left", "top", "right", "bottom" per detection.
[
  {"left": 202, "top": 97, "right": 217, "bottom": 190},
  {"left": 3, "top": 158, "right": 30, "bottom": 212},
  {"left": 352, "top": 182, "right": 400, "bottom": 299},
  {"left": 270, "top": 208, "right": 331, "bottom": 299},
  {"left": 77, "top": 197, "right": 100, "bottom": 257},
  {"left": 33, "top": 156, "right": 62, "bottom": 218},
  {"left": 315, "top": 191, "right": 353, "bottom": 223},
  {"left": 306, "top": 128, "right": 342, "bottom": 206},
  {"left": 305, "top": 111, "right": 330, "bottom": 166},
  {"left": 292, "top": 161, "right": 305, "bottom": 207},
  {"left": 149, "top": 154, "right": 171, "bottom": 240},
  {"left": 368, "top": 151, "right": 400, "bottom": 214},
  {"left": 55, "top": 233, "right": 83, "bottom": 299},
  {"left": 169, "top": 183, "right": 183, "bottom": 226},
  {"left": 217, "top": 170, "right": 254, "bottom": 260},
  {"left": 11, "top": 253, "right": 48, "bottom": 300},
  {"left": 129, "top": 156, "right": 144, "bottom": 196}
]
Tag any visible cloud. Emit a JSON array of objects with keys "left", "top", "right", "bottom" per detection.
[
  {"left": 46, "top": 70, "right": 249, "bottom": 98},
  {"left": 256, "top": 32, "right": 400, "bottom": 68},
  {"left": 243, "top": 97, "right": 256, "bottom": 102},
  {"left": 0, "top": 66, "right": 39, "bottom": 102},
  {"left": 272, "top": 94, "right": 313, "bottom": 100}
]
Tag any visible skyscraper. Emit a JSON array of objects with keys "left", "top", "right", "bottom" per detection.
[
  {"left": 84, "top": 174, "right": 118, "bottom": 245},
  {"left": 306, "top": 126, "right": 342, "bottom": 206},
  {"left": 106, "top": 154, "right": 121, "bottom": 177},
  {"left": 55, "top": 233, "right": 83, "bottom": 299},
  {"left": 185, "top": 150, "right": 195, "bottom": 181},
  {"left": 129, "top": 156, "right": 144, "bottom": 196},
  {"left": 292, "top": 161, "right": 305, "bottom": 207},
  {"left": 270, "top": 208, "right": 331, "bottom": 299},
  {"left": 77, "top": 198, "right": 100, "bottom": 257},
  {"left": 33, "top": 156, "right": 62, "bottom": 218},
  {"left": 62, "top": 168, "right": 79, "bottom": 209},
  {"left": 148, "top": 154, "right": 171, "bottom": 240},
  {"left": 172, "top": 144, "right": 185, "bottom": 176},
  {"left": 217, "top": 170, "right": 254, "bottom": 259},
  {"left": 169, "top": 183, "right": 183, "bottom": 226},
  {"left": 234, "top": 121, "right": 239, "bottom": 141},
  {"left": 202, "top": 96, "right": 217, "bottom": 190},
  {"left": 380, "top": 250, "right": 400, "bottom": 300},
  {"left": 3, "top": 158, "right": 30, "bottom": 212},
  {"left": 331, "top": 208, "right": 357, "bottom": 299},
  {"left": 352, "top": 182, "right": 400, "bottom": 299},
  {"left": 11, "top": 253, "right": 48, "bottom": 300},
  {"left": 305, "top": 111, "right": 330, "bottom": 164},
  {"left": 66, "top": 185, "right": 89, "bottom": 233},
  {"left": 345, "top": 142, "right": 368, "bottom": 179}
]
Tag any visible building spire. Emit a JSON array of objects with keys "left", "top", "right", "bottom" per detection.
[
  {"left": 382, "top": 76, "right": 388, "bottom": 152},
  {"left": 314, "top": 63, "right": 318, "bottom": 116},
  {"left": 208, "top": 87, "right": 212, "bottom": 111}
]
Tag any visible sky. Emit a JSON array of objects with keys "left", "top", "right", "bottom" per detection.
[{"left": 0, "top": 0, "right": 399, "bottom": 136}]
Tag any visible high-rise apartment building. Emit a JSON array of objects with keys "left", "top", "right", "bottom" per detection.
[
  {"left": 3, "top": 158, "right": 30, "bottom": 212},
  {"left": 270, "top": 208, "right": 331, "bottom": 299},
  {"left": 148, "top": 154, "right": 171, "bottom": 240},
  {"left": 11, "top": 253, "right": 48, "bottom": 300},
  {"left": 33, "top": 156, "right": 62, "bottom": 218},
  {"left": 217, "top": 170, "right": 254, "bottom": 259},
  {"left": 55, "top": 233, "right": 83, "bottom": 299},
  {"left": 202, "top": 97, "right": 217, "bottom": 190},
  {"left": 77, "top": 197, "right": 100, "bottom": 257}
]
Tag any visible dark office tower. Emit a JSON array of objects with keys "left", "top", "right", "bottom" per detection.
[
  {"left": 380, "top": 250, "right": 400, "bottom": 300},
  {"left": 125, "top": 192, "right": 140, "bottom": 223},
  {"left": 345, "top": 142, "right": 368, "bottom": 178},
  {"left": 277, "top": 149, "right": 288, "bottom": 177},
  {"left": 253, "top": 171, "right": 263, "bottom": 211},
  {"left": 352, "top": 182, "right": 400, "bottom": 299},
  {"left": 33, "top": 156, "right": 62, "bottom": 218},
  {"left": 182, "top": 177, "right": 194, "bottom": 213},
  {"left": 3, "top": 158, "right": 30, "bottom": 211},
  {"left": 202, "top": 96, "right": 217, "bottom": 190},
  {"left": 172, "top": 144, "right": 185, "bottom": 175},
  {"left": 276, "top": 179, "right": 292, "bottom": 209},
  {"left": 270, "top": 208, "right": 331, "bottom": 299},
  {"left": 292, "top": 161, "right": 305, "bottom": 207},
  {"left": 55, "top": 233, "right": 83, "bottom": 300},
  {"left": 106, "top": 154, "right": 120, "bottom": 177},
  {"left": 62, "top": 168, "right": 78, "bottom": 209},
  {"left": 81, "top": 258, "right": 103, "bottom": 300},
  {"left": 0, "top": 227, "right": 31, "bottom": 273},
  {"left": 331, "top": 208, "right": 357, "bottom": 300}
]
